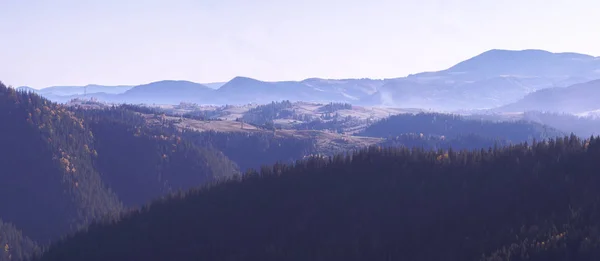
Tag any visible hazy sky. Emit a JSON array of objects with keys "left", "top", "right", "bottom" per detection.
[{"left": 1, "top": 0, "right": 599, "bottom": 88}]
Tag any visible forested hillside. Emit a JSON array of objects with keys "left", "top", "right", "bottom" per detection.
[
  {"left": 36, "top": 135, "right": 600, "bottom": 261},
  {"left": 379, "top": 133, "right": 510, "bottom": 151},
  {"left": 0, "top": 220, "right": 40, "bottom": 261},
  {"left": 183, "top": 130, "right": 316, "bottom": 171},
  {"left": 360, "top": 112, "right": 563, "bottom": 142},
  {"left": 0, "top": 84, "right": 123, "bottom": 245},
  {"left": 0, "top": 84, "right": 239, "bottom": 260},
  {"left": 76, "top": 107, "right": 239, "bottom": 207}
]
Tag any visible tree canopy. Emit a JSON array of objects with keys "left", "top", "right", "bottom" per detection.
[{"left": 36, "top": 134, "right": 600, "bottom": 261}]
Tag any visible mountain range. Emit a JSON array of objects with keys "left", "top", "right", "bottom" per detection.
[
  {"left": 494, "top": 79, "right": 600, "bottom": 113},
  {"left": 17, "top": 49, "right": 600, "bottom": 112}
]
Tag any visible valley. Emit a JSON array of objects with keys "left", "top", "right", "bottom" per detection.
[
  {"left": 4, "top": 0, "right": 600, "bottom": 258},
  {"left": 2, "top": 49, "right": 600, "bottom": 261}
]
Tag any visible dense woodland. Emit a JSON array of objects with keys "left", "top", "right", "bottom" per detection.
[
  {"left": 0, "top": 85, "right": 326, "bottom": 260},
  {"left": 360, "top": 112, "right": 564, "bottom": 142},
  {"left": 36, "top": 135, "right": 600, "bottom": 261},
  {"left": 182, "top": 130, "right": 316, "bottom": 171},
  {"left": 318, "top": 102, "right": 353, "bottom": 113},
  {"left": 0, "top": 85, "right": 239, "bottom": 259},
  {"left": 0, "top": 219, "right": 40, "bottom": 261},
  {"left": 241, "top": 100, "right": 295, "bottom": 125},
  {"left": 0, "top": 84, "right": 123, "bottom": 246},
  {"left": 239, "top": 100, "right": 365, "bottom": 133},
  {"left": 3, "top": 83, "right": 600, "bottom": 260},
  {"left": 380, "top": 133, "right": 510, "bottom": 151},
  {"left": 75, "top": 107, "right": 239, "bottom": 207}
]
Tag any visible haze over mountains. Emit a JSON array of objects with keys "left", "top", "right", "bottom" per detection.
[
  {"left": 3, "top": 46, "right": 600, "bottom": 260},
  {"left": 19, "top": 49, "right": 600, "bottom": 113},
  {"left": 6, "top": 0, "right": 600, "bottom": 257},
  {"left": 494, "top": 79, "right": 600, "bottom": 114}
]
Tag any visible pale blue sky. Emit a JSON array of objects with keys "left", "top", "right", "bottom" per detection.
[{"left": 1, "top": 0, "right": 599, "bottom": 88}]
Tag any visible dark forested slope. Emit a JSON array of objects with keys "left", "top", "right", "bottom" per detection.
[
  {"left": 0, "top": 84, "right": 123, "bottom": 244},
  {"left": 37, "top": 135, "right": 600, "bottom": 261},
  {"left": 0, "top": 219, "right": 40, "bottom": 261},
  {"left": 76, "top": 107, "right": 239, "bottom": 207},
  {"left": 360, "top": 112, "right": 563, "bottom": 142},
  {"left": 379, "top": 133, "right": 510, "bottom": 151},
  {"left": 0, "top": 85, "right": 240, "bottom": 261},
  {"left": 182, "top": 130, "right": 316, "bottom": 171}
]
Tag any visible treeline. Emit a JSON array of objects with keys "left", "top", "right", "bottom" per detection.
[
  {"left": 294, "top": 115, "right": 362, "bottom": 133},
  {"left": 319, "top": 102, "right": 352, "bottom": 113},
  {"left": 240, "top": 101, "right": 356, "bottom": 132},
  {"left": 241, "top": 100, "right": 294, "bottom": 125},
  {"left": 360, "top": 112, "right": 564, "bottom": 142},
  {"left": 380, "top": 133, "right": 510, "bottom": 151},
  {"left": 36, "top": 134, "right": 600, "bottom": 261}
]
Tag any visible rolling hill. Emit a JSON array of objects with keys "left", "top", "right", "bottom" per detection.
[
  {"left": 431, "top": 49, "right": 599, "bottom": 80},
  {"left": 369, "top": 49, "right": 600, "bottom": 110},
  {"left": 23, "top": 49, "right": 600, "bottom": 111},
  {"left": 117, "top": 80, "right": 214, "bottom": 105}
]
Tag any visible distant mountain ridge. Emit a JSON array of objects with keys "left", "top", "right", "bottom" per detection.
[
  {"left": 117, "top": 80, "right": 213, "bottom": 104},
  {"left": 18, "top": 84, "right": 134, "bottom": 96},
  {"left": 442, "top": 49, "right": 597, "bottom": 78},
  {"left": 494, "top": 79, "right": 600, "bottom": 113},
  {"left": 21, "top": 49, "right": 600, "bottom": 110}
]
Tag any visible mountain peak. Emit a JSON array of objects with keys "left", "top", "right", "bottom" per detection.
[
  {"left": 124, "top": 80, "right": 211, "bottom": 95},
  {"left": 444, "top": 49, "right": 598, "bottom": 77},
  {"left": 144, "top": 80, "right": 200, "bottom": 86},
  {"left": 478, "top": 49, "right": 593, "bottom": 59},
  {"left": 483, "top": 48, "right": 550, "bottom": 54},
  {"left": 228, "top": 76, "right": 263, "bottom": 84},
  {"left": 218, "top": 77, "right": 267, "bottom": 92}
]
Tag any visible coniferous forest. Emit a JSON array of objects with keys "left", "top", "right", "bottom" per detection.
[
  {"left": 360, "top": 112, "right": 563, "bottom": 142},
  {"left": 3, "top": 82, "right": 600, "bottom": 260},
  {"left": 36, "top": 135, "right": 600, "bottom": 261}
]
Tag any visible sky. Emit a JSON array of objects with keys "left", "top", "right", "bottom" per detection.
[{"left": 1, "top": 0, "right": 599, "bottom": 89}]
